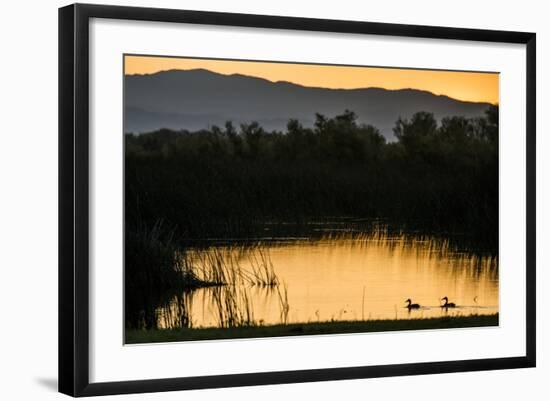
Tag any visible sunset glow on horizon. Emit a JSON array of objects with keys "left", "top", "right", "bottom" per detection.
[{"left": 125, "top": 55, "right": 499, "bottom": 105}]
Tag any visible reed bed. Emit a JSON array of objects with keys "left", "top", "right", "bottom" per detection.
[
  {"left": 184, "top": 245, "right": 281, "bottom": 288},
  {"left": 247, "top": 248, "right": 279, "bottom": 287},
  {"left": 125, "top": 220, "right": 207, "bottom": 329},
  {"left": 141, "top": 245, "right": 284, "bottom": 329},
  {"left": 126, "top": 109, "right": 499, "bottom": 247}
]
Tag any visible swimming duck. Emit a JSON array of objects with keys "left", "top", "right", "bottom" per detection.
[
  {"left": 441, "top": 296, "right": 456, "bottom": 308},
  {"left": 405, "top": 299, "right": 420, "bottom": 309}
]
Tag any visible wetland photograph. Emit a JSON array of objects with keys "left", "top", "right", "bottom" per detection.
[{"left": 124, "top": 55, "right": 499, "bottom": 344}]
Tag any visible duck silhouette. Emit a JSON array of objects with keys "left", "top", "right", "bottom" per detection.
[
  {"left": 405, "top": 299, "right": 421, "bottom": 309},
  {"left": 441, "top": 296, "right": 456, "bottom": 308}
]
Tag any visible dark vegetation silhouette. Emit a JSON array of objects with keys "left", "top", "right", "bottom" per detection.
[
  {"left": 126, "top": 107, "right": 498, "bottom": 243},
  {"left": 124, "top": 107, "right": 498, "bottom": 330}
]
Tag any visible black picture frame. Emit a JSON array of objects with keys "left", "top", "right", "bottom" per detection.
[{"left": 59, "top": 3, "right": 536, "bottom": 397}]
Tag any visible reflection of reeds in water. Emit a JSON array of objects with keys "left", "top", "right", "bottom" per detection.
[
  {"left": 210, "top": 285, "right": 255, "bottom": 328},
  {"left": 276, "top": 283, "right": 290, "bottom": 324},
  {"left": 157, "top": 293, "right": 194, "bottom": 329}
]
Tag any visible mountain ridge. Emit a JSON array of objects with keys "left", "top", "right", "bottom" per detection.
[{"left": 124, "top": 68, "right": 493, "bottom": 140}]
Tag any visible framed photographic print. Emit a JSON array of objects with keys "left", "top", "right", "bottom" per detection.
[{"left": 58, "top": 3, "right": 536, "bottom": 397}]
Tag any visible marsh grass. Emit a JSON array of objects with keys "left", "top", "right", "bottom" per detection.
[
  {"left": 126, "top": 227, "right": 287, "bottom": 330},
  {"left": 125, "top": 109, "right": 499, "bottom": 332},
  {"left": 247, "top": 247, "right": 279, "bottom": 286},
  {"left": 125, "top": 220, "right": 212, "bottom": 329},
  {"left": 184, "top": 245, "right": 281, "bottom": 287},
  {"left": 157, "top": 281, "right": 292, "bottom": 330},
  {"left": 182, "top": 247, "right": 286, "bottom": 329},
  {"left": 125, "top": 109, "right": 499, "bottom": 250}
]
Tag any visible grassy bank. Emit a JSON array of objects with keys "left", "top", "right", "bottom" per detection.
[{"left": 126, "top": 313, "right": 498, "bottom": 344}]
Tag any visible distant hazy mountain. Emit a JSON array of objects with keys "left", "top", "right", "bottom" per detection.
[{"left": 124, "top": 69, "right": 492, "bottom": 140}]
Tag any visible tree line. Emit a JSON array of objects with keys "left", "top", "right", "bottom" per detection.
[{"left": 125, "top": 106, "right": 498, "bottom": 250}]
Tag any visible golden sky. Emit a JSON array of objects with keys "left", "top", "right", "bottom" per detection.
[{"left": 125, "top": 55, "right": 499, "bottom": 104}]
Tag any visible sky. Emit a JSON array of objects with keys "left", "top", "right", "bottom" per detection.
[{"left": 124, "top": 55, "right": 499, "bottom": 105}]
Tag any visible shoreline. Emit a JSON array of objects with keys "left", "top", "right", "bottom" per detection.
[{"left": 126, "top": 313, "right": 499, "bottom": 344}]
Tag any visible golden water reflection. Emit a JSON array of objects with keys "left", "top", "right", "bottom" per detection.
[{"left": 157, "top": 233, "right": 498, "bottom": 329}]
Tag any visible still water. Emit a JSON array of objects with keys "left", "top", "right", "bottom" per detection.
[{"left": 157, "top": 232, "right": 498, "bottom": 329}]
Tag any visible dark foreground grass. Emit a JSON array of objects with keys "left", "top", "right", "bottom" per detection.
[{"left": 126, "top": 313, "right": 498, "bottom": 344}]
